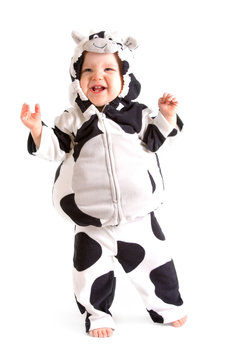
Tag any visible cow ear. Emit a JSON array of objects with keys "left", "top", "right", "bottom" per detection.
[
  {"left": 124, "top": 37, "right": 138, "bottom": 51},
  {"left": 71, "top": 31, "right": 84, "bottom": 44}
]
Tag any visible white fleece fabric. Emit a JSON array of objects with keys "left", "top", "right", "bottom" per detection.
[{"left": 28, "top": 30, "right": 183, "bottom": 227}]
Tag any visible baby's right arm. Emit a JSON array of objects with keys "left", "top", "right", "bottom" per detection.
[
  {"left": 21, "top": 103, "right": 42, "bottom": 149},
  {"left": 21, "top": 104, "right": 79, "bottom": 162}
]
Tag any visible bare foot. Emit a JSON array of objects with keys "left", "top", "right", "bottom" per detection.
[
  {"left": 171, "top": 315, "right": 187, "bottom": 327},
  {"left": 89, "top": 327, "right": 113, "bottom": 338}
]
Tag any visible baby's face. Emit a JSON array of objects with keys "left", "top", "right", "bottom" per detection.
[{"left": 80, "top": 52, "right": 123, "bottom": 110}]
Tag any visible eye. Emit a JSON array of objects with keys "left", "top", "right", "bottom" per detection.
[
  {"left": 82, "top": 68, "right": 92, "bottom": 73},
  {"left": 93, "top": 35, "right": 99, "bottom": 39},
  {"left": 108, "top": 37, "right": 113, "bottom": 41},
  {"left": 105, "top": 67, "right": 114, "bottom": 72}
]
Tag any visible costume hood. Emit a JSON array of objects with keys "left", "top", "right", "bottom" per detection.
[{"left": 69, "top": 30, "right": 141, "bottom": 112}]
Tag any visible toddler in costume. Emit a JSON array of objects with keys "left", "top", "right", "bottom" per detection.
[{"left": 21, "top": 30, "right": 187, "bottom": 337}]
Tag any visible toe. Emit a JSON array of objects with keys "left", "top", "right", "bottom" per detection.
[{"left": 172, "top": 315, "right": 187, "bottom": 327}]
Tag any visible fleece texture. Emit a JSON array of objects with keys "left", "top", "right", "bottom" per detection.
[{"left": 28, "top": 30, "right": 183, "bottom": 226}]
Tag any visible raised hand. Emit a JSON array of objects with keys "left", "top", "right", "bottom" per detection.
[
  {"left": 21, "top": 103, "right": 42, "bottom": 131},
  {"left": 20, "top": 103, "right": 42, "bottom": 148},
  {"left": 158, "top": 93, "right": 178, "bottom": 126}
]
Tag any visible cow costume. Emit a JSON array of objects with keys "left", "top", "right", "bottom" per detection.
[{"left": 27, "top": 31, "right": 185, "bottom": 332}]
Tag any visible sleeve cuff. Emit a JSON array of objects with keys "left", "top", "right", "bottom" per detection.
[{"left": 27, "top": 125, "right": 65, "bottom": 161}]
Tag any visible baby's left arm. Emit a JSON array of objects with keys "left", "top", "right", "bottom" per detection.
[
  {"left": 158, "top": 93, "right": 178, "bottom": 126},
  {"left": 139, "top": 93, "right": 183, "bottom": 153}
]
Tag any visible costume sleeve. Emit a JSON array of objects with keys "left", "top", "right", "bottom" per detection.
[
  {"left": 27, "top": 108, "right": 79, "bottom": 161},
  {"left": 139, "top": 107, "right": 184, "bottom": 152}
]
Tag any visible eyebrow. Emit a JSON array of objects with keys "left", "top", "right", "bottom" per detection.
[{"left": 82, "top": 62, "right": 118, "bottom": 68}]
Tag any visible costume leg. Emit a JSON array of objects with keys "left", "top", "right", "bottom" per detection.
[
  {"left": 73, "top": 225, "right": 117, "bottom": 332},
  {"left": 115, "top": 211, "right": 186, "bottom": 324}
]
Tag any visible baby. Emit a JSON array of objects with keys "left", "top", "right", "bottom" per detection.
[{"left": 21, "top": 31, "right": 187, "bottom": 338}]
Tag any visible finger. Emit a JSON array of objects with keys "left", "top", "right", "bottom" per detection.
[
  {"left": 35, "top": 103, "right": 40, "bottom": 114},
  {"left": 21, "top": 103, "right": 30, "bottom": 120},
  {"left": 159, "top": 94, "right": 168, "bottom": 103},
  {"left": 169, "top": 96, "right": 178, "bottom": 104},
  {"left": 165, "top": 94, "right": 178, "bottom": 105},
  {"left": 165, "top": 93, "right": 174, "bottom": 102},
  {"left": 22, "top": 103, "right": 29, "bottom": 109},
  {"left": 166, "top": 94, "right": 173, "bottom": 101},
  {"left": 160, "top": 94, "right": 167, "bottom": 102},
  {"left": 168, "top": 97, "right": 176, "bottom": 103},
  {"left": 21, "top": 103, "right": 29, "bottom": 115}
]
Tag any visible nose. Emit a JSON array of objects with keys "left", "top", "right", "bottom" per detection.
[{"left": 92, "top": 70, "right": 103, "bottom": 81}]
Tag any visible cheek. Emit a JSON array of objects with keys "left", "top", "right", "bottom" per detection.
[
  {"left": 79, "top": 78, "right": 84, "bottom": 89},
  {"left": 80, "top": 77, "right": 88, "bottom": 93}
]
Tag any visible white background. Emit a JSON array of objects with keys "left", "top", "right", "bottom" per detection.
[{"left": 1, "top": 0, "right": 240, "bottom": 358}]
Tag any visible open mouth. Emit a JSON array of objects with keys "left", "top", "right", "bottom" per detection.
[{"left": 91, "top": 86, "right": 106, "bottom": 93}]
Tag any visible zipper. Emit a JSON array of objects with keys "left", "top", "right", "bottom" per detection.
[
  {"left": 100, "top": 112, "right": 121, "bottom": 224},
  {"left": 155, "top": 153, "right": 165, "bottom": 191}
]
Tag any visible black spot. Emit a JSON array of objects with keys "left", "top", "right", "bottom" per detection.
[
  {"left": 168, "top": 115, "right": 183, "bottom": 137},
  {"left": 147, "top": 309, "right": 164, "bottom": 323},
  {"left": 54, "top": 162, "right": 63, "bottom": 183},
  {"left": 143, "top": 124, "right": 166, "bottom": 152},
  {"left": 150, "top": 260, "right": 183, "bottom": 306},
  {"left": 116, "top": 241, "right": 145, "bottom": 273},
  {"left": 75, "top": 93, "right": 92, "bottom": 113},
  {"left": 168, "top": 128, "right": 178, "bottom": 137},
  {"left": 53, "top": 126, "right": 72, "bottom": 153},
  {"left": 122, "top": 60, "right": 129, "bottom": 75},
  {"left": 73, "top": 115, "right": 103, "bottom": 161},
  {"left": 72, "top": 55, "right": 84, "bottom": 81},
  {"left": 75, "top": 297, "right": 91, "bottom": 333},
  {"left": 89, "top": 31, "right": 105, "bottom": 40},
  {"left": 85, "top": 313, "right": 91, "bottom": 333},
  {"left": 105, "top": 101, "right": 144, "bottom": 134},
  {"left": 75, "top": 296, "right": 86, "bottom": 314},
  {"left": 27, "top": 132, "right": 37, "bottom": 154},
  {"left": 148, "top": 171, "right": 156, "bottom": 193},
  {"left": 124, "top": 73, "right": 141, "bottom": 102},
  {"left": 60, "top": 193, "right": 102, "bottom": 227},
  {"left": 73, "top": 232, "right": 102, "bottom": 271},
  {"left": 177, "top": 115, "right": 184, "bottom": 131},
  {"left": 27, "top": 122, "right": 46, "bottom": 155},
  {"left": 90, "top": 271, "right": 116, "bottom": 314},
  {"left": 150, "top": 212, "right": 165, "bottom": 240},
  {"left": 155, "top": 153, "right": 165, "bottom": 190}
]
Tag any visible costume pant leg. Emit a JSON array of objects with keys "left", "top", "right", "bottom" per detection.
[
  {"left": 115, "top": 211, "right": 186, "bottom": 324},
  {"left": 73, "top": 225, "right": 117, "bottom": 332}
]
